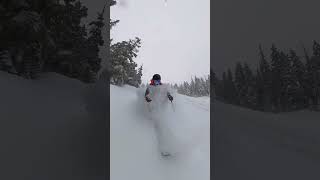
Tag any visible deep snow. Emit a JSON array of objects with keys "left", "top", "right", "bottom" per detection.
[
  {"left": 214, "top": 100, "right": 320, "bottom": 180},
  {"left": 110, "top": 85, "right": 210, "bottom": 180},
  {"left": 0, "top": 72, "right": 106, "bottom": 180}
]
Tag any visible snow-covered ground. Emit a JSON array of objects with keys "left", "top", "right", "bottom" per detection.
[
  {"left": 214, "top": 100, "right": 320, "bottom": 180},
  {"left": 110, "top": 85, "right": 210, "bottom": 180},
  {"left": 0, "top": 72, "right": 105, "bottom": 180}
]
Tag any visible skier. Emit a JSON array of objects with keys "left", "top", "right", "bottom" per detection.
[
  {"left": 144, "top": 74, "right": 174, "bottom": 157},
  {"left": 145, "top": 74, "right": 173, "bottom": 103}
]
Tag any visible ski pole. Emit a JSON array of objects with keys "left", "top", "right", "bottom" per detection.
[
  {"left": 147, "top": 102, "right": 152, "bottom": 112},
  {"left": 170, "top": 100, "right": 175, "bottom": 112}
]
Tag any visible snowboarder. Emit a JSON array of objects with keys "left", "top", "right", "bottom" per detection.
[{"left": 145, "top": 74, "right": 174, "bottom": 103}]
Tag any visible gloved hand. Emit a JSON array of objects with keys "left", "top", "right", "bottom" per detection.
[
  {"left": 168, "top": 94, "right": 173, "bottom": 102},
  {"left": 145, "top": 96, "right": 152, "bottom": 102}
]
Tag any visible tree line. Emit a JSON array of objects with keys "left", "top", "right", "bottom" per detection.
[
  {"left": 173, "top": 75, "right": 210, "bottom": 97},
  {"left": 0, "top": 0, "right": 143, "bottom": 86},
  {"left": 212, "top": 41, "right": 320, "bottom": 112},
  {"left": 0, "top": 0, "right": 110, "bottom": 82}
]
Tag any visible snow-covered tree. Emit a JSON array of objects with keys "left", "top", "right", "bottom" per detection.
[
  {"left": 110, "top": 37, "right": 142, "bottom": 87},
  {"left": 176, "top": 74, "right": 210, "bottom": 97},
  {"left": 0, "top": 0, "right": 107, "bottom": 83}
]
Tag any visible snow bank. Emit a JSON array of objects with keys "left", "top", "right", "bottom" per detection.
[
  {"left": 0, "top": 72, "right": 105, "bottom": 180},
  {"left": 214, "top": 100, "right": 320, "bottom": 180}
]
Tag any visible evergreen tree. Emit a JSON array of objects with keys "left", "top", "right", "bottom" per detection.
[
  {"left": 184, "top": 81, "right": 191, "bottom": 96},
  {"left": 46, "top": 0, "right": 91, "bottom": 80},
  {"left": 270, "top": 44, "right": 282, "bottom": 112},
  {"left": 278, "top": 51, "right": 291, "bottom": 111},
  {"left": 308, "top": 40, "right": 320, "bottom": 110},
  {"left": 173, "top": 83, "right": 178, "bottom": 90},
  {"left": 312, "top": 40, "right": 320, "bottom": 57},
  {"left": 243, "top": 63, "right": 256, "bottom": 108},
  {"left": 0, "top": 50, "right": 14, "bottom": 73},
  {"left": 289, "top": 49, "right": 306, "bottom": 109},
  {"left": 136, "top": 65, "right": 143, "bottom": 87},
  {"left": 110, "top": 37, "right": 142, "bottom": 87},
  {"left": 0, "top": 0, "right": 107, "bottom": 83},
  {"left": 82, "top": 2, "right": 108, "bottom": 82},
  {"left": 211, "top": 71, "right": 216, "bottom": 98},
  {"left": 222, "top": 71, "right": 228, "bottom": 102},
  {"left": 255, "top": 69, "right": 264, "bottom": 110},
  {"left": 234, "top": 62, "right": 246, "bottom": 105},
  {"left": 227, "top": 68, "right": 236, "bottom": 103},
  {"left": 210, "top": 42, "right": 320, "bottom": 112},
  {"left": 258, "top": 44, "right": 272, "bottom": 110}
]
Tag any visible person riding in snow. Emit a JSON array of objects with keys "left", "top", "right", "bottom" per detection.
[
  {"left": 145, "top": 74, "right": 173, "bottom": 103},
  {"left": 145, "top": 74, "right": 174, "bottom": 157}
]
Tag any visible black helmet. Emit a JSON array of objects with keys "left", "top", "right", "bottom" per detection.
[{"left": 152, "top": 74, "right": 161, "bottom": 80}]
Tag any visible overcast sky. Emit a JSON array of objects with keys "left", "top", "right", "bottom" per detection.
[
  {"left": 110, "top": 0, "right": 210, "bottom": 84},
  {"left": 82, "top": 0, "right": 320, "bottom": 81},
  {"left": 212, "top": 0, "right": 320, "bottom": 77}
]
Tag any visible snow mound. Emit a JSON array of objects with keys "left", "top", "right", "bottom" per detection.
[
  {"left": 0, "top": 72, "right": 105, "bottom": 180},
  {"left": 214, "top": 100, "right": 320, "bottom": 180}
]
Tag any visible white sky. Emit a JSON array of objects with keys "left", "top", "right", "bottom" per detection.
[{"left": 111, "top": 0, "right": 210, "bottom": 84}]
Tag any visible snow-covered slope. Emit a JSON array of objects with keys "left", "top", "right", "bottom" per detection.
[
  {"left": 214, "top": 100, "right": 320, "bottom": 180},
  {"left": 0, "top": 72, "right": 105, "bottom": 180},
  {"left": 110, "top": 85, "right": 210, "bottom": 180}
]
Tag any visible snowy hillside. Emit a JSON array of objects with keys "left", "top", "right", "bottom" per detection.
[
  {"left": 214, "top": 100, "right": 320, "bottom": 180},
  {"left": 0, "top": 72, "right": 105, "bottom": 180},
  {"left": 110, "top": 85, "right": 210, "bottom": 180}
]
